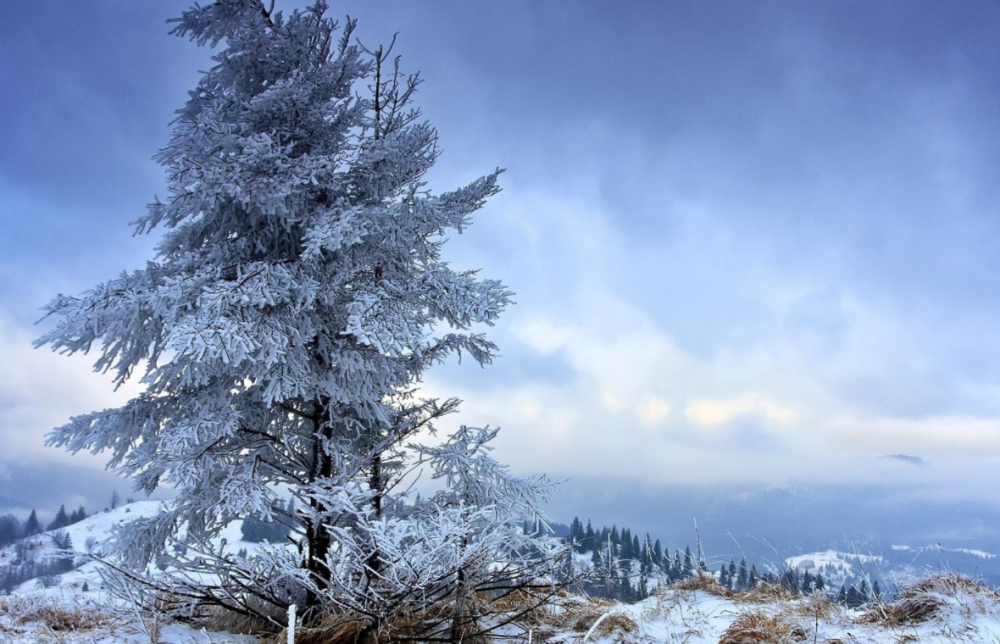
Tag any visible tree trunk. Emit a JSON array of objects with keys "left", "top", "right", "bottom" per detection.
[
  {"left": 304, "top": 399, "right": 333, "bottom": 622},
  {"left": 367, "top": 451, "right": 383, "bottom": 574},
  {"left": 449, "top": 536, "right": 472, "bottom": 642}
]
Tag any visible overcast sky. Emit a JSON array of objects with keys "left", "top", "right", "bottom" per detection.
[{"left": 2, "top": 1, "right": 1000, "bottom": 512}]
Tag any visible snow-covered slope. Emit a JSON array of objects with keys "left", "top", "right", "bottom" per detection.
[
  {"left": 785, "top": 549, "right": 883, "bottom": 588},
  {"left": 62, "top": 501, "right": 165, "bottom": 553},
  {"left": 0, "top": 501, "right": 268, "bottom": 600}
]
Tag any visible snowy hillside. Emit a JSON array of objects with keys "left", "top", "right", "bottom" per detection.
[
  {"left": 785, "top": 549, "right": 883, "bottom": 588},
  {"left": 0, "top": 501, "right": 268, "bottom": 600}
]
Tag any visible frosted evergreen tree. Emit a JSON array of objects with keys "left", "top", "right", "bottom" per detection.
[
  {"left": 47, "top": 505, "right": 69, "bottom": 531},
  {"left": 23, "top": 510, "right": 40, "bottom": 536},
  {"left": 671, "top": 550, "right": 683, "bottom": 581},
  {"left": 0, "top": 515, "right": 21, "bottom": 548},
  {"left": 36, "top": 0, "right": 562, "bottom": 635}
]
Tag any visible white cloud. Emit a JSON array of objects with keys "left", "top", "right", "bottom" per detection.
[
  {"left": 637, "top": 396, "right": 672, "bottom": 427},
  {"left": 685, "top": 397, "right": 796, "bottom": 427},
  {"left": 425, "top": 283, "right": 1000, "bottom": 493},
  {"left": 0, "top": 316, "right": 141, "bottom": 467}
]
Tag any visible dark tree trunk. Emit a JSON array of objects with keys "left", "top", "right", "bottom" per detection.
[{"left": 304, "top": 399, "right": 333, "bottom": 622}]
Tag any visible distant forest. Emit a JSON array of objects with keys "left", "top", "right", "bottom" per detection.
[
  {"left": 555, "top": 516, "right": 881, "bottom": 606},
  {"left": 0, "top": 505, "right": 89, "bottom": 549}
]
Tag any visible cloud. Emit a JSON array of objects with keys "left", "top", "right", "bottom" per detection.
[
  {"left": 425, "top": 275, "right": 1000, "bottom": 496},
  {"left": 0, "top": 316, "right": 141, "bottom": 468},
  {"left": 637, "top": 397, "right": 672, "bottom": 427},
  {"left": 685, "top": 397, "right": 796, "bottom": 427},
  {"left": 4, "top": 0, "right": 1000, "bottom": 512}
]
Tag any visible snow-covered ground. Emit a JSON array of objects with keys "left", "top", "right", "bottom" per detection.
[
  {"left": 524, "top": 575, "right": 1000, "bottom": 644},
  {"left": 5, "top": 572, "right": 1000, "bottom": 643},
  {"left": 3, "top": 504, "right": 1000, "bottom": 643},
  {"left": 0, "top": 593, "right": 255, "bottom": 644}
]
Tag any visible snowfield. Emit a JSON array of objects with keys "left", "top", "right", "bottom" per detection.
[
  {"left": 511, "top": 575, "right": 1000, "bottom": 644},
  {"left": 892, "top": 544, "right": 998, "bottom": 561}
]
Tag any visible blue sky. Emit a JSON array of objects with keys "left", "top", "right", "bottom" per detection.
[{"left": 2, "top": 1, "right": 1000, "bottom": 511}]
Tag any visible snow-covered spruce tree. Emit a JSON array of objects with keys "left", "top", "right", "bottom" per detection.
[{"left": 36, "top": 0, "right": 564, "bottom": 635}]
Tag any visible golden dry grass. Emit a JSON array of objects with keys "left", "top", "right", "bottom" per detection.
[
  {"left": 785, "top": 594, "right": 842, "bottom": 621},
  {"left": 856, "top": 573, "right": 999, "bottom": 629},
  {"left": 0, "top": 596, "right": 116, "bottom": 632},
  {"left": 482, "top": 588, "right": 544, "bottom": 614},
  {"left": 733, "top": 583, "right": 797, "bottom": 605},
  {"left": 592, "top": 612, "right": 640, "bottom": 639},
  {"left": 554, "top": 598, "right": 618, "bottom": 633},
  {"left": 903, "top": 573, "right": 1000, "bottom": 602},
  {"left": 719, "top": 611, "right": 808, "bottom": 644},
  {"left": 475, "top": 593, "right": 631, "bottom": 642},
  {"left": 273, "top": 615, "right": 370, "bottom": 644},
  {"left": 858, "top": 594, "right": 945, "bottom": 627},
  {"left": 190, "top": 596, "right": 287, "bottom": 636},
  {"left": 672, "top": 573, "right": 734, "bottom": 598}
]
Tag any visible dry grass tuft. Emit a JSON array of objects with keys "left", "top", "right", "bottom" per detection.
[
  {"left": 560, "top": 599, "right": 618, "bottom": 633},
  {"left": 592, "top": 611, "right": 640, "bottom": 639},
  {"left": 482, "top": 588, "right": 540, "bottom": 615},
  {"left": 480, "top": 594, "right": 628, "bottom": 641},
  {"left": 903, "top": 573, "right": 1000, "bottom": 601},
  {"left": 719, "top": 611, "right": 808, "bottom": 644},
  {"left": 0, "top": 596, "right": 116, "bottom": 632},
  {"left": 274, "top": 615, "right": 370, "bottom": 644},
  {"left": 859, "top": 595, "right": 945, "bottom": 627},
  {"left": 672, "top": 573, "right": 734, "bottom": 598},
  {"left": 195, "top": 603, "right": 283, "bottom": 636},
  {"left": 734, "top": 583, "right": 797, "bottom": 604},
  {"left": 857, "top": 573, "right": 1000, "bottom": 628},
  {"left": 786, "top": 594, "right": 842, "bottom": 621}
]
